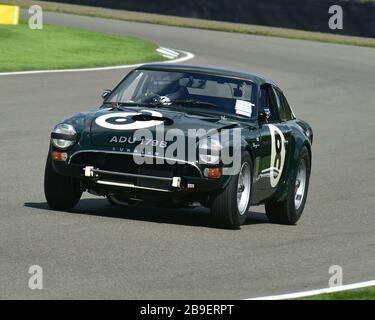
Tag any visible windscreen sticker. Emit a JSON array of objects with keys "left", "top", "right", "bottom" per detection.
[{"left": 235, "top": 100, "right": 254, "bottom": 118}]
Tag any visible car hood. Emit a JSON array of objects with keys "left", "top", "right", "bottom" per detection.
[{"left": 89, "top": 106, "right": 241, "bottom": 147}]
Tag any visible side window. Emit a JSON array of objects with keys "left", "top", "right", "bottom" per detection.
[
  {"left": 259, "top": 84, "right": 279, "bottom": 122},
  {"left": 274, "top": 88, "right": 294, "bottom": 121}
]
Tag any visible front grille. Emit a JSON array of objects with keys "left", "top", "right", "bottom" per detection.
[{"left": 70, "top": 152, "right": 201, "bottom": 179}]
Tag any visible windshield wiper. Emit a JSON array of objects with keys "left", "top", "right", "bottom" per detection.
[
  {"left": 102, "top": 100, "right": 219, "bottom": 109},
  {"left": 102, "top": 101, "right": 143, "bottom": 106},
  {"left": 156, "top": 99, "right": 219, "bottom": 108}
]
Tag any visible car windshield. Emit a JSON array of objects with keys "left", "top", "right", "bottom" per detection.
[{"left": 106, "top": 69, "right": 256, "bottom": 119}]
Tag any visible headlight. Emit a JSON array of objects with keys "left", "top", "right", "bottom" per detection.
[
  {"left": 198, "top": 136, "right": 222, "bottom": 164},
  {"left": 51, "top": 123, "right": 77, "bottom": 150}
]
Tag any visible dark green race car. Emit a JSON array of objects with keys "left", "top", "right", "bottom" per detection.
[{"left": 44, "top": 64, "right": 313, "bottom": 229}]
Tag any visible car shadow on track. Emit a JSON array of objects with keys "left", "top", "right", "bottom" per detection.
[{"left": 24, "top": 199, "right": 269, "bottom": 229}]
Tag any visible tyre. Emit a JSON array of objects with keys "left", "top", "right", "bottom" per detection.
[
  {"left": 210, "top": 152, "right": 253, "bottom": 229},
  {"left": 44, "top": 154, "right": 82, "bottom": 211},
  {"left": 265, "top": 146, "right": 311, "bottom": 225}
]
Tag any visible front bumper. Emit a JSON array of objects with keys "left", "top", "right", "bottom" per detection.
[
  {"left": 52, "top": 155, "right": 227, "bottom": 194},
  {"left": 83, "top": 166, "right": 182, "bottom": 193}
]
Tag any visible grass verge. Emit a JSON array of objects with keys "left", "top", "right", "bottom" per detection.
[
  {"left": 0, "top": 21, "right": 162, "bottom": 72},
  {"left": 301, "top": 286, "right": 375, "bottom": 300},
  {"left": 3, "top": 0, "right": 375, "bottom": 49}
]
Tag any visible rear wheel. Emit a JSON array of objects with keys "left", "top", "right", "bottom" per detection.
[
  {"left": 265, "top": 146, "right": 311, "bottom": 225},
  {"left": 44, "top": 154, "right": 82, "bottom": 211},
  {"left": 210, "top": 152, "right": 252, "bottom": 229}
]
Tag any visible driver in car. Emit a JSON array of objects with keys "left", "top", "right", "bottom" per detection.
[{"left": 143, "top": 77, "right": 190, "bottom": 103}]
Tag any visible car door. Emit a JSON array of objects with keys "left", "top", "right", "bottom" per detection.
[{"left": 256, "top": 84, "right": 291, "bottom": 200}]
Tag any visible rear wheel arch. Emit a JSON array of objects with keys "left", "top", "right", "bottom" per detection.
[{"left": 265, "top": 145, "right": 311, "bottom": 224}]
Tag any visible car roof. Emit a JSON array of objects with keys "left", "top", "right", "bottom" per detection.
[{"left": 137, "top": 63, "right": 276, "bottom": 86}]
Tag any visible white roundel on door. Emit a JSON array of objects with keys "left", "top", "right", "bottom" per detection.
[
  {"left": 95, "top": 110, "right": 164, "bottom": 130},
  {"left": 268, "top": 124, "right": 286, "bottom": 188}
]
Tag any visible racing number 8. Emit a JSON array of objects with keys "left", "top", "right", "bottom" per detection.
[{"left": 268, "top": 124, "right": 286, "bottom": 188}]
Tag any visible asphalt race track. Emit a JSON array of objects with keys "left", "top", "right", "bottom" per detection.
[{"left": 0, "top": 11, "right": 374, "bottom": 299}]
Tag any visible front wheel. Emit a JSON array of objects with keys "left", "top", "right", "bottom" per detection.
[
  {"left": 265, "top": 146, "right": 311, "bottom": 225},
  {"left": 210, "top": 152, "right": 253, "bottom": 229},
  {"left": 44, "top": 154, "right": 82, "bottom": 211}
]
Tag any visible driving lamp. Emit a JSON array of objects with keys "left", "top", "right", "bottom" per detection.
[
  {"left": 198, "top": 137, "right": 222, "bottom": 164},
  {"left": 51, "top": 123, "right": 77, "bottom": 150}
]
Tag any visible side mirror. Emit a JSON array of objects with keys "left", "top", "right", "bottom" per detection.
[
  {"left": 258, "top": 112, "right": 268, "bottom": 124},
  {"left": 258, "top": 108, "right": 271, "bottom": 124},
  {"left": 101, "top": 89, "right": 112, "bottom": 100}
]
